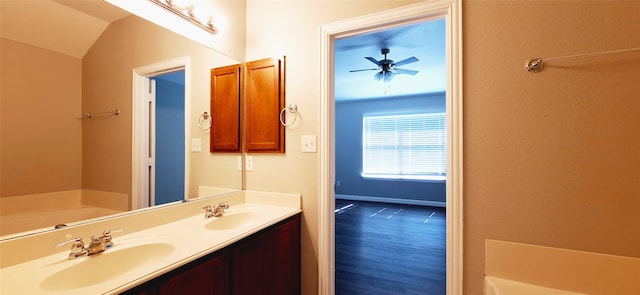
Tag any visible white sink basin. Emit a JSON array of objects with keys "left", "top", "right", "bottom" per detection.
[
  {"left": 204, "top": 211, "right": 266, "bottom": 230},
  {"left": 39, "top": 236, "right": 180, "bottom": 291}
]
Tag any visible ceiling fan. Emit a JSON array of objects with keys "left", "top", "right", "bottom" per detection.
[{"left": 349, "top": 48, "right": 419, "bottom": 82}]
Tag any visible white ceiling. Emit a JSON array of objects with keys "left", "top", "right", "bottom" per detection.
[
  {"left": 334, "top": 18, "right": 446, "bottom": 101},
  {"left": 0, "top": 0, "right": 129, "bottom": 58}
]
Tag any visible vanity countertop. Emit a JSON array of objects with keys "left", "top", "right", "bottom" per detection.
[{"left": 0, "top": 191, "right": 301, "bottom": 294}]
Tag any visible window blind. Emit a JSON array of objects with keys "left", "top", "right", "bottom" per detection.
[{"left": 362, "top": 113, "right": 446, "bottom": 180}]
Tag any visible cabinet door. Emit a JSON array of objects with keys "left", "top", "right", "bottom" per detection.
[
  {"left": 159, "top": 252, "right": 229, "bottom": 295},
  {"left": 232, "top": 229, "right": 273, "bottom": 295},
  {"left": 271, "top": 216, "right": 301, "bottom": 295},
  {"left": 244, "top": 57, "right": 285, "bottom": 153},
  {"left": 210, "top": 64, "right": 241, "bottom": 152},
  {"left": 232, "top": 214, "right": 300, "bottom": 295}
]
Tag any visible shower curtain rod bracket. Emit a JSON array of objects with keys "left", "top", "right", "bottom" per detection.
[{"left": 525, "top": 58, "right": 543, "bottom": 73}]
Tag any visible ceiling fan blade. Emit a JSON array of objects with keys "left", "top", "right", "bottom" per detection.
[
  {"left": 394, "top": 68, "right": 419, "bottom": 75},
  {"left": 365, "top": 56, "right": 381, "bottom": 65},
  {"left": 393, "top": 56, "right": 419, "bottom": 67},
  {"left": 349, "top": 68, "right": 379, "bottom": 72}
]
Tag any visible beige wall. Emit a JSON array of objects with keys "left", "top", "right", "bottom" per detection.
[
  {"left": 246, "top": 0, "right": 640, "bottom": 294},
  {"left": 1, "top": 39, "right": 82, "bottom": 197},
  {"left": 82, "top": 15, "right": 241, "bottom": 205},
  {"left": 244, "top": 1, "right": 423, "bottom": 294},
  {"left": 464, "top": 1, "right": 640, "bottom": 292}
]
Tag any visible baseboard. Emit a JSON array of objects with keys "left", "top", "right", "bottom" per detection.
[{"left": 335, "top": 194, "right": 446, "bottom": 208}]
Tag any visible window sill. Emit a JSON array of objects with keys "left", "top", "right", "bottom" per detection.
[{"left": 361, "top": 174, "right": 446, "bottom": 182}]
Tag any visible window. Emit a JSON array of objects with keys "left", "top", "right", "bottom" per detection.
[{"left": 362, "top": 113, "right": 446, "bottom": 181}]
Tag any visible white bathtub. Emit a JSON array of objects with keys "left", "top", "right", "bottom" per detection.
[
  {"left": 485, "top": 276, "right": 587, "bottom": 295},
  {"left": 485, "top": 239, "right": 640, "bottom": 295},
  {"left": 0, "top": 190, "right": 127, "bottom": 237},
  {"left": 1, "top": 206, "right": 122, "bottom": 236}
]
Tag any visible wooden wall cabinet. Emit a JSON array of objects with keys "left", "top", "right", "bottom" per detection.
[
  {"left": 210, "top": 64, "right": 242, "bottom": 153},
  {"left": 210, "top": 57, "right": 285, "bottom": 154},
  {"left": 122, "top": 214, "right": 300, "bottom": 295},
  {"left": 244, "top": 57, "right": 285, "bottom": 153}
]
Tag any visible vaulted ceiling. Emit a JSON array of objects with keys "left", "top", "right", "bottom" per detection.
[
  {"left": 334, "top": 18, "right": 446, "bottom": 101},
  {"left": 0, "top": 0, "right": 129, "bottom": 58}
]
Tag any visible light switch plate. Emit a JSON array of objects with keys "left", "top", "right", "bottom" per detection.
[
  {"left": 191, "top": 138, "right": 202, "bottom": 152},
  {"left": 301, "top": 134, "right": 317, "bottom": 153}
]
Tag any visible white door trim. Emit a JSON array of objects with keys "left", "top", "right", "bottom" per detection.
[
  {"left": 318, "top": 1, "right": 463, "bottom": 294},
  {"left": 132, "top": 57, "right": 191, "bottom": 210},
  {"left": 149, "top": 78, "right": 157, "bottom": 207}
]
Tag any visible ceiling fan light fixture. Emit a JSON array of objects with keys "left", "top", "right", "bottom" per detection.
[
  {"left": 383, "top": 71, "right": 394, "bottom": 82},
  {"left": 350, "top": 48, "right": 418, "bottom": 82},
  {"left": 374, "top": 72, "right": 384, "bottom": 81}
]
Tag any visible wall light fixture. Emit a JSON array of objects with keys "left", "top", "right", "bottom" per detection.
[{"left": 148, "top": 0, "right": 217, "bottom": 34}]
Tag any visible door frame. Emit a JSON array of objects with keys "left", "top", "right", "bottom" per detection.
[
  {"left": 132, "top": 57, "right": 191, "bottom": 210},
  {"left": 318, "top": 1, "right": 463, "bottom": 294}
]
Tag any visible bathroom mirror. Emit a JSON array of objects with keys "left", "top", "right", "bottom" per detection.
[{"left": 0, "top": 0, "right": 245, "bottom": 239}]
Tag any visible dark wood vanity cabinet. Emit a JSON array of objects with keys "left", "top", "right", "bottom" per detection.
[
  {"left": 121, "top": 250, "right": 229, "bottom": 295},
  {"left": 158, "top": 252, "right": 229, "bottom": 294},
  {"left": 232, "top": 213, "right": 301, "bottom": 295},
  {"left": 210, "top": 64, "right": 242, "bottom": 153},
  {"left": 121, "top": 214, "right": 300, "bottom": 295},
  {"left": 244, "top": 57, "right": 286, "bottom": 153}
]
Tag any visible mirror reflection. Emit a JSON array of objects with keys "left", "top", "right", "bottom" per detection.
[{"left": 0, "top": 0, "right": 244, "bottom": 238}]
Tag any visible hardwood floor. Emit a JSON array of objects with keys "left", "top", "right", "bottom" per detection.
[{"left": 335, "top": 200, "right": 446, "bottom": 295}]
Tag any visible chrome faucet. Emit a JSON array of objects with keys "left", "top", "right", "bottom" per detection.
[
  {"left": 87, "top": 236, "right": 107, "bottom": 255},
  {"left": 56, "top": 227, "right": 123, "bottom": 259},
  {"left": 201, "top": 201, "right": 229, "bottom": 218}
]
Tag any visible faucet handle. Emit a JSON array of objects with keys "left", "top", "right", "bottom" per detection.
[
  {"left": 202, "top": 205, "right": 214, "bottom": 218},
  {"left": 56, "top": 237, "right": 88, "bottom": 259},
  {"left": 102, "top": 227, "right": 123, "bottom": 249},
  {"left": 56, "top": 237, "right": 84, "bottom": 248},
  {"left": 218, "top": 201, "right": 229, "bottom": 209},
  {"left": 102, "top": 227, "right": 124, "bottom": 236}
]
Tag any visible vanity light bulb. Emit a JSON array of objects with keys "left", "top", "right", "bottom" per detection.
[
  {"left": 172, "top": 0, "right": 193, "bottom": 11},
  {"left": 190, "top": 9, "right": 209, "bottom": 23}
]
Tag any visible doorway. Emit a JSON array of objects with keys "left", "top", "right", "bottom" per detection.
[
  {"left": 319, "top": 1, "right": 463, "bottom": 294},
  {"left": 152, "top": 71, "right": 185, "bottom": 205},
  {"left": 132, "top": 57, "right": 191, "bottom": 210},
  {"left": 333, "top": 17, "right": 447, "bottom": 294}
]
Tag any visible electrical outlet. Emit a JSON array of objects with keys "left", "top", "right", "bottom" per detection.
[
  {"left": 301, "top": 134, "right": 317, "bottom": 153},
  {"left": 245, "top": 156, "right": 254, "bottom": 171},
  {"left": 191, "top": 138, "right": 202, "bottom": 152}
]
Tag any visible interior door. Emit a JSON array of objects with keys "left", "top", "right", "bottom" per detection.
[{"left": 152, "top": 71, "right": 186, "bottom": 205}]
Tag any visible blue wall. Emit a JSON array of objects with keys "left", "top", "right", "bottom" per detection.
[
  {"left": 335, "top": 92, "right": 446, "bottom": 203},
  {"left": 154, "top": 72, "right": 185, "bottom": 205}
]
